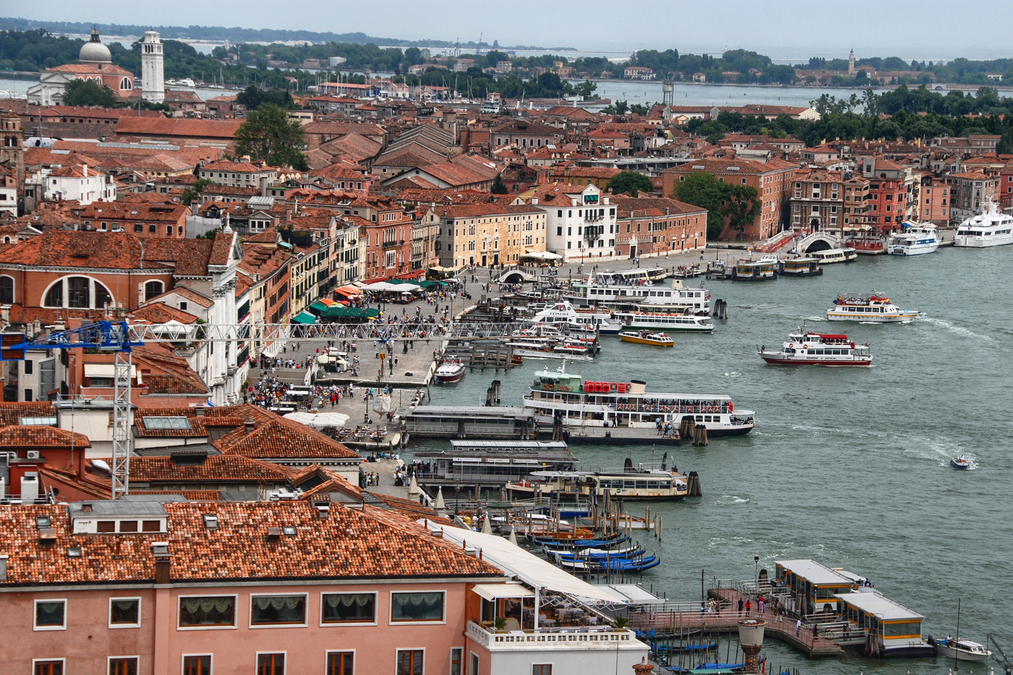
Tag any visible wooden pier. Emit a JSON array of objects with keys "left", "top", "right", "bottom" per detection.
[
  {"left": 628, "top": 588, "right": 844, "bottom": 658},
  {"left": 464, "top": 343, "right": 516, "bottom": 370}
]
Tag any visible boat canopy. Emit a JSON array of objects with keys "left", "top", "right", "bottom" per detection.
[{"left": 816, "top": 334, "right": 849, "bottom": 340}]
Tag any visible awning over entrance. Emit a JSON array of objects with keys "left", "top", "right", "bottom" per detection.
[
  {"left": 472, "top": 582, "right": 536, "bottom": 602},
  {"left": 291, "top": 312, "right": 317, "bottom": 325}
]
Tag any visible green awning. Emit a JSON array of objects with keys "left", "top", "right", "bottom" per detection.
[
  {"left": 321, "top": 306, "right": 380, "bottom": 319},
  {"left": 291, "top": 312, "right": 317, "bottom": 324},
  {"left": 308, "top": 301, "right": 329, "bottom": 315}
]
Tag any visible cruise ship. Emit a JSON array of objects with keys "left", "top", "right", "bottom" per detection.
[
  {"left": 522, "top": 364, "right": 755, "bottom": 436},
  {"left": 887, "top": 223, "right": 940, "bottom": 255},
  {"left": 954, "top": 201, "right": 1013, "bottom": 247}
]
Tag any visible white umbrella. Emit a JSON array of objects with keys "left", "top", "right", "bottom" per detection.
[
  {"left": 482, "top": 514, "right": 493, "bottom": 535},
  {"left": 283, "top": 412, "right": 349, "bottom": 429},
  {"left": 522, "top": 250, "right": 562, "bottom": 260},
  {"left": 408, "top": 474, "right": 420, "bottom": 496},
  {"left": 435, "top": 486, "right": 446, "bottom": 510},
  {"left": 509, "top": 526, "right": 518, "bottom": 546}
]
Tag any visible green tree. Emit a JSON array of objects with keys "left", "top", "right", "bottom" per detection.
[
  {"left": 723, "top": 184, "right": 762, "bottom": 238},
  {"left": 181, "top": 178, "right": 215, "bottom": 206},
  {"left": 403, "top": 47, "right": 424, "bottom": 66},
  {"left": 234, "top": 105, "right": 308, "bottom": 169},
  {"left": 62, "top": 78, "right": 119, "bottom": 107},
  {"left": 491, "top": 173, "right": 508, "bottom": 195},
  {"left": 236, "top": 85, "right": 295, "bottom": 110},
  {"left": 675, "top": 173, "right": 726, "bottom": 238},
  {"left": 607, "top": 171, "right": 654, "bottom": 197}
]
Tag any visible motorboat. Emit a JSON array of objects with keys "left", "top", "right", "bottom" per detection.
[
  {"left": 951, "top": 455, "right": 970, "bottom": 469},
  {"left": 954, "top": 201, "right": 1013, "bottom": 247},
  {"left": 930, "top": 636, "right": 990, "bottom": 662},
  {"left": 827, "top": 293, "right": 918, "bottom": 323},
  {"left": 619, "top": 330, "right": 674, "bottom": 347},
  {"left": 613, "top": 311, "right": 714, "bottom": 333},
  {"left": 434, "top": 356, "right": 465, "bottom": 383},
  {"left": 758, "top": 328, "right": 872, "bottom": 366},
  {"left": 887, "top": 222, "right": 941, "bottom": 255}
]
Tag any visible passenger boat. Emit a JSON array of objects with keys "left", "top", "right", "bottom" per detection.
[
  {"left": 811, "top": 248, "right": 857, "bottom": 264},
  {"left": 887, "top": 223, "right": 941, "bottom": 256},
  {"left": 522, "top": 363, "right": 755, "bottom": 436},
  {"left": 953, "top": 201, "right": 1013, "bottom": 247},
  {"left": 732, "top": 259, "right": 778, "bottom": 281},
  {"left": 827, "top": 294, "right": 918, "bottom": 323},
  {"left": 434, "top": 356, "right": 465, "bottom": 383},
  {"left": 619, "top": 331, "right": 674, "bottom": 347},
  {"left": 507, "top": 340, "right": 594, "bottom": 361},
  {"left": 527, "top": 301, "right": 621, "bottom": 335},
  {"left": 517, "top": 467, "right": 691, "bottom": 501},
  {"left": 779, "top": 257, "right": 823, "bottom": 276},
  {"left": 757, "top": 329, "right": 872, "bottom": 366},
  {"left": 613, "top": 311, "right": 714, "bottom": 333},
  {"left": 950, "top": 454, "right": 970, "bottom": 469},
  {"left": 930, "top": 637, "right": 991, "bottom": 662},
  {"left": 566, "top": 277, "right": 711, "bottom": 314}
]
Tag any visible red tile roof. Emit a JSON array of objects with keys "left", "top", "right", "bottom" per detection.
[
  {"left": 0, "top": 425, "right": 90, "bottom": 449},
  {"left": 127, "top": 454, "right": 293, "bottom": 483}
]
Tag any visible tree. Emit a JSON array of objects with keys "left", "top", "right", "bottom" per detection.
[
  {"left": 234, "top": 105, "right": 308, "bottom": 169},
  {"left": 491, "top": 173, "right": 508, "bottom": 195},
  {"left": 62, "top": 78, "right": 118, "bottom": 107},
  {"left": 607, "top": 171, "right": 654, "bottom": 197},
  {"left": 181, "top": 178, "right": 214, "bottom": 206},
  {"left": 236, "top": 85, "right": 295, "bottom": 110},
  {"left": 403, "top": 47, "right": 424, "bottom": 66},
  {"left": 675, "top": 173, "right": 726, "bottom": 238},
  {"left": 723, "top": 184, "right": 762, "bottom": 238}
]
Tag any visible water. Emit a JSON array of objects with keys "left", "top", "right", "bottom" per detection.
[
  {"left": 582, "top": 81, "right": 889, "bottom": 109},
  {"left": 419, "top": 246, "right": 1013, "bottom": 675}
]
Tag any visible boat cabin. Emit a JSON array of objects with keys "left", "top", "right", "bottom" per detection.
[
  {"left": 835, "top": 592, "right": 928, "bottom": 656},
  {"left": 781, "top": 258, "right": 822, "bottom": 275},
  {"left": 774, "top": 559, "right": 856, "bottom": 615},
  {"left": 526, "top": 468, "right": 689, "bottom": 501},
  {"left": 811, "top": 248, "right": 855, "bottom": 264},
  {"left": 733, "top": 260, "right": 777, "bottom": 280}
]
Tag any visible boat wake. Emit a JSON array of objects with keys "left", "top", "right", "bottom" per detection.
[
  {"left": 723, "top": 371, "right": 742, "bottom": 378},
  {"left": 920, "top": 316, "right": 993, "bottom": 343},
  {"left": 802, "top": 316, "right": 828, "bottom": 323},
  {"left": 715, "top": 495, "right": 750, "bottom": 505},
  {"left": 909, "top": 438, "right": 978, "bottom": 470}
]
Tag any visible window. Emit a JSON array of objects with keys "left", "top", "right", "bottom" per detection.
[
  {"left": 149, "top": 224, "right": 157, "bottom": 233},
  {"left": 110, "top": 598, "right": 140, "bottom": 627},
  {"left": 35, "top": 600, "right": 66, "bottom": 630},
  {"left": 0, "top": 276, "right": 13, "bottom": 304},
  {"left": 44, "top": 281, "right": 63, "bottom": 307},
  {"left": 326, "top": 652, "right": 354, "bottom": 675},
  {"left": 145, "top": 280, "right": 164, "bottom": 301},
  {"left": 182, "top": 656, "right": 212, "bottom": 675},
  {"left": 533, "top": 666, "right": 553, "bottom": 675},
  {"left": 178, "top": 596, "right": 235, "bottom": 627},
  {"left": 470, "top": 653, "right": 480, "bottom": 675},
  {"left": 97, "top": 520, "right": 116, "bottom": 532},
  {"left": 396, "top": 650, "right": 424, "bottom": 675},
  {"left": 391, "top": 592, "right": 444, "bottom": 622},
  {"left": 450, "top": 648, "right": 462, "bottom": 675},
  {"left": 134, "top": 224, "right": 143, "bottom": 233},
  {"left": 322, "top": 592, "right": 375, "bottom": 623},
  {"left": 257, "top": 654, "right": 285, "bottom": 675},
  {"left": 109, "top": 658, "right": 138, "bottom": 675},
  {"left": 251, "top": 595, "right": 306, "bottom": 625},
  {"left": 34, "top": 660, "right": 64, "bottom": 675}
]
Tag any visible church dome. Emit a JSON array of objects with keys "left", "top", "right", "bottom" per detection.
[{"left": 79, "top": 29, "right": 112, "bottom": 63}]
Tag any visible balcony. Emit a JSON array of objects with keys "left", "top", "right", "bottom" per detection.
[
  {"left": 383, "top": 239, "right": 404, "bottom": 249},
  {"left": 466, "top": 621, "right": 635, "bottom": 651}
]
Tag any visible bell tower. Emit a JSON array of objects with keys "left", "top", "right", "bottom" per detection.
[
  {"left": 848, "top": 49, "right": 856, "bottom": 75},
  {"left": 141, "top": 31, "right": 165, "bottom": 103},
  {"left": 0, "top": 112, "right": 24, "bottom": 196}
]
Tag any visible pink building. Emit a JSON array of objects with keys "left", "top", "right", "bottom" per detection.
[{"left": 0, "top": 499, "right": 648, "bottom": 675}]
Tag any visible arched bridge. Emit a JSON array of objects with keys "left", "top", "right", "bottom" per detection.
[{"left": 795, "top": 232, "right": 841, "bottom": 254}]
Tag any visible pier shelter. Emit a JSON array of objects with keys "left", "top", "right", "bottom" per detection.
[
  {"left": 834, "top": 592, "right": 930, "bottom": 657},
  {"left": 774, "top": 559, "right": 854, "bottom": 615},
  {"left": 414, "top": 440, "right": 577, "bottom": 488}
]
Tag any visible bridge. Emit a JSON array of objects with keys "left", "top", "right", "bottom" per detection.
[{"left": 794, "top": 232, "right": 841, "bottom": 254}]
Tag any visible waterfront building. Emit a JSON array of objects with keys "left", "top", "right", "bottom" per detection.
[
  {"left": 529, "top": 183, "right": 617, "bottom": 262},
  {"left": 437, "top": 203, "right": 547, "bottom": 268},
  {"left": 946, "top": 171, "right": 999, "bottom": 223}
]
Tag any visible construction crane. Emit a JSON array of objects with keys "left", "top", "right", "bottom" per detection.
[
  {"left": 989, "top": 634, "right": 1013, "bottom": 675},
  {"left": 11, "top": 321, "right": 144, "bottom": 500}
]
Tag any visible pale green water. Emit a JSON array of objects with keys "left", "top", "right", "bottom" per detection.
[{"left": 419, "top": 245, "right": 1013, "bottom": 675}]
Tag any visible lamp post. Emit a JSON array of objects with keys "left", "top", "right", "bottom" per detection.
[
  {"left": 363, "top": 389, "right": 371, "bottom": 423},
  {"left": 754, "top": 555, "right": 760, "bottom": 594}
]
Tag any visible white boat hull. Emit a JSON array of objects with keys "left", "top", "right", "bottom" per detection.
[
  {"left": 935, "top": 642, "right": 990, "bottom": 662},
  {"left": 953, "top": 233, "right": 1013, "bottom": 247},
  {"left": 887, "top": 242, "right": 940, "bottom": 255},
  {"left": 513, "top": 349, "right": 592, "bottom": 361},
  {"left": 826, "top": 311, "right": 917, "bottom": 324}
]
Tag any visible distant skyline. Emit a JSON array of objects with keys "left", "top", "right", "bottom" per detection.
[{"left": 14, "top": 0, "right": 1013, "bottom": 62}]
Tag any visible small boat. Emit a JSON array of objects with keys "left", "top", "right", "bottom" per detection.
[
  {"left": 933, "top": 637, "right": 990, "bottom": 662},
  {"left": 758, "top": 328, "right": 873, "bottom": 366},
  {"left": 951, "top": 455, "right": 970, "bottom": 469},
  {"left": 827, "top": 293, "right": 918, "bottom": 323},
  {"left": 887, "top": 223, "right": 941, "bottom": 255},
  {"left": 811, "top": 248, "right": 857, "bottom": 264},
  {"left": 434, "top": 357, "right": 465, "bottom": 383},
  {"left": 620, "top": 330, "right": 674, "bottom": 347}
]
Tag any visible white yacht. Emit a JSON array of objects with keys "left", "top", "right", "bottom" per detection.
[
  {"left": 522, "top": 364, "right": 755, "bottom": 436},
  {"left": 887, "top": 223, "right": 941, "bottom": 255},
  {"left": 954, "top": 201, "right": 1013, "bottom": 247}
]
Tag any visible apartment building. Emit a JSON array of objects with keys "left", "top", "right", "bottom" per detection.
[
  {"left": 437, "top": 203, "right": 547, "bottom": 268},
  {"left": 613, "top": 197, "right": 708, "bottom": 258},
  {"left": 528, "top": 184, "right": 617, "bottom": 263}
]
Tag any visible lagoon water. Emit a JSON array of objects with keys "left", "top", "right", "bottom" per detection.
[{"left": 420, "top": 246, "right": 1013, "bottom": 675}]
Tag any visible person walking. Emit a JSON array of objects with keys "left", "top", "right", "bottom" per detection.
[
  {"left": 745, "top": 599, "right": 751, "bottom": 616},
  {"left": 758, "top": 595, "right": 765, "bottom": 614},
  {"left": 796, "top": 618, "right": 802, "bottom": 637},
  {"left": 737, "top": 598, "right": 744, "bottom": 616}
]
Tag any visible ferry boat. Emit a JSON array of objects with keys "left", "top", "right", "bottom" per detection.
[
  {"left": 613, "top": 311, "right": 714, "bottom": 333},
  {"left": 757, "top": 329, "right": 872, "bottom": 366},
  {"left": 887, "top": 223, "right": 941, "bottom": 256},
  {"left": 779, "top": 257, "right": 823, "bottom": 276},
  {"left": 514, "top": 467, "right": 691, "bottom": 501},
  {"left": 953, "top": 201, "right": 1013, "bottom": 247},
  {"left": 827, "top": 294, "right": 918, "bottom": 323},
  {"left": 566, "top": 278, "right": 711, "bottom": 314},
  {"left": 434, "top": 356, "right": 465, "bottom": 383},
  {"left": 619, "top": 330, "right": 674, "bottom": 347},
  {"left": 811, "top": 248, "right": 857, "bottom": 264},
  {"left": 527, "top": 301, "right": 621, "bottom": 335},
  {"left": 522, "top": 364, "right": 755, "bottom": 436},
  {"left": 733, "top": 259, "right": 778, "bottom": 281}
]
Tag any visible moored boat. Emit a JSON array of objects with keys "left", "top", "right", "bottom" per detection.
[
  {"left": 619, "top": 330, "right": 674, "bottom": 347},
  {"left": 827, "top": 293, "right": 917, "bottom": 323},
  {"left": 811, "top": 248, "right": 857, "bottom": 264},
  {"left": 953, "top": 201, "right": 1013, "bottom": 248},
  {"left": 757, "top": 329, "right": 872, "bottom": 366},
  {"left": 732, "top": 259, "right": 778, "bottom": 281},
  {"left": 614, "top": 311, "right": 714, "bottom": 333},
  {"left": 930, "top": 636, "right": 990, "bottom": 662},
  {"left": 779, "top": 257, "right": 823, "bottom": 276},
  {"left": 887, "top": 223, "right": 941, "bottom": 256},
  {"left": 434, "top": 356, "right": 465, "bottom": 383}
]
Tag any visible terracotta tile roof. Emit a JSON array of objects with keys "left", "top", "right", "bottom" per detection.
[
  {"left": 127, "top": 454, "right": 293, "bottom": 483},
  {"left": 134, "top": 411, "right": 207, "bottom": 438},
  {"left": 132, "top": 490, "right": 221, "bottom": 500},
  {"left": 0, "top": 425, "right": 90, "bottom": 449},
  {"left": 146, "top": 285, "right": 214, "bottom": 308},
  {"left": 438, "top": 203, "right": 543, "bottom": 219},
  {"left": 78, "top": 201, "right": 188, "bottom": 224},
  {"left": 0, "top": 402, "right": 57, "bottom": 427},
  {"left": 0, "top": 500, "right": 501, "bottom": 586},
  {"left": 216, "top": 418, "right": 359, "bottom": 460},
  {"left": 139, "top": 237, "right": 218, "bottom": 276},
  {"left": 614, "top": 196, "right": 707, "bottom": 218},
  {"left": 115, "top": 117, "right": 243, "bottom": 140},
  {"left": 129, "top": 302, "right": 199, "bottom": 325},
  {"left": 0, "top": 230, "right": 153, "bottom": 270}
]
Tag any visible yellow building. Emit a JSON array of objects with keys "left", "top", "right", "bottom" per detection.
[{"left": 437, "top": 204, "right": 547, "bottom": 267}]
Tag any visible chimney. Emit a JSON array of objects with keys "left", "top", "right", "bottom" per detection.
[
  {"left": 152, "top": 542, "right": 171, "bottom": 584},
  {"left": 244, "top": 417, "right": 255, "bottom": 433},
  {"left": 83, "top": 164, "right": 88, "bottom": 178},
  {"left": 194, "top": 405, "right": 205, "bottom": 417}
]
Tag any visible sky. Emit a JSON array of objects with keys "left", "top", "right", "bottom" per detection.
[{"left": 14, "top": 0, "right": 1013, "bottom": 62}]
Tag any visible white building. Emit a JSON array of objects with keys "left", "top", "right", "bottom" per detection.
[
  {"left": 27, "top": 29, "right": 136, "bottom": 106},
  {"left": 531, "top": 184, "right": 617, "bottom": 262},
  {"left": 43, "top": 164, "right": 116, "bottom": 205},
  {"left": 140, "top": 30, "right": 165, "bottom": 103}
]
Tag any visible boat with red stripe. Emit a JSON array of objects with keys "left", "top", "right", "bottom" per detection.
[{"left": 757, "top": 327, "right": 873, "bottom": 367}]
